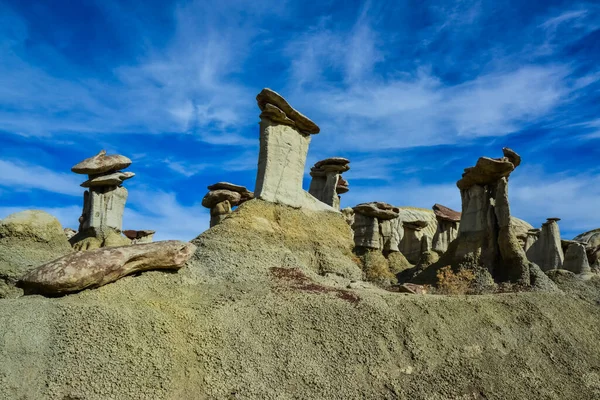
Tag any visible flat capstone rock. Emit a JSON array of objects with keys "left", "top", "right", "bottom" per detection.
[
  {"left": 353, "top": 202, "right": 400, "bottom": 220},
  {"left": 72, "top": 150, "right": 132, "bottom": 175},
  {"left": 314, "top": 157, "right": 350, "bottom": 168},
  {"left": 80, "top": 171, "right": 135, "bottom": 188},
  {"left": 456, "top": 150, "right": 520, "bottom": 190},
  {"left": 256, "top": 88, "right": 320, "bottom": 134},
  {"left": 432, "top": 203, "right": 461, "bottom": 222}
]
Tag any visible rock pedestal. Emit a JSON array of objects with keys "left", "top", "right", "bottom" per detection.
[
  {"left": 70, "top": 150, "right": 134, "bottom": 251},
  {"left": 431, "top": 203, "right": 460, "bottom": 255},
  {"left": 352, "top": 202, "right": 400, "bottom": 250},
  {"left": 308, "top": 158, "right": 350, "bottom": 210},
  {"left": 400, "top": 220, "right": 429, "bottom": 264},
  {"left": 202, "top": 183, "right": 254, "bottom": 227},
  {"left": 254, "top": 89, "right": 333, "bottom": 212},
  {"left": 526, "top": 218, "right": 564, "bottom": 271},
  {"left": 422, "top": 148, "right": 532, "bottom": 285}
]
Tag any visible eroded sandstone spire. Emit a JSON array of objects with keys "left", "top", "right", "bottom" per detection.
[
  {"left": 70, "top": 150, "right": 134, "bottom": 250},
  {"left": 308, "top": 157, "right": 350, "bottom": 210},
  {"left": 526, "top": 218, "right": 564, "bottom": 271},
  {"left": 254, "top": 89, "right": 333, "bottom": 212},
  {"left": 431, "top": 203, "right": 460, "bottom": 254},
  {"left": 414, "top": 148, "right": 545, "bottom": 287}
]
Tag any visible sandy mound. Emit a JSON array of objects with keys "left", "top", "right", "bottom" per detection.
[
  {"left": 1, "top": 200, "right": 600, "bottom": 399},
  {"left": 0, "top": 210, "right": 73, "bottom": 298}
]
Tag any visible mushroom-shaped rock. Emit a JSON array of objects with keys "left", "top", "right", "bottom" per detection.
[
  {"left": 254, "top": 89, "right": 332, "bottom": 212},
  {"left": 71, "top": 150, "right": 132, "bottom": 175},
  {"left": 432, "top": 204, "right": 461, "bottom": 222},
  {"left": 19, "top": 241, "right": 196, "bottom": 295},
  {"left": 404, "top": 220, "right": 429, "bottom": 230},
  {"left": 256, "top": 88, "right": 320, "bottom": 134},
  {"left": 207, "top": 182, "right": 254, "bottom": 203},
  {"left": 457, "top": 149, "right": 520, "bottom": 190},
  {"left": 81, "top": 171, "right": 135, "bottom": 188},
  {"left": 311, "top": 157, "right": 351, "bottom": 175},
  {"left": 336, "top": 176, "right": 349, "bottom": 194},
  {"left": 314, "top": 157, "right": 350, "bottom": 168},
  {"left": 308, "top": 157, "right": 350, "bottom": 209},
  {"left": 202, "top": 190, "right": 242, "bottom": 208},
  {"left": 353, "top": 202, "right": 399, "bottom": 220},
  {"left": 414, "top": 149, "right": 532, "bottom": 287},
  {"left": 432, "top": 204, "right": 460, "bottom": 254}
]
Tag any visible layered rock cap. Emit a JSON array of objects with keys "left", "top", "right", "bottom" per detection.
[
  {"left": 457, "top": 147, "right": 519, "bottom": 190},
  {"left": 71, "top": 150, "right": 132, "bottom": 175},
  {"left": 70, "top": 150, "right": 135, "bottom": 250},
  {"left": 203, "top": 183, "right": 255, "bottom": 227},
  {"left": 432, "top": 203, "right": 461, "bottom": 222},
  {"left": 310, "top": 157, "right": 350, "bottom": 176},
  {"left": 353, "top": 202, "right": 400, "bottom": 220},
  {"left": 256, "top": 88, "right": 320, "bottom": 134}
]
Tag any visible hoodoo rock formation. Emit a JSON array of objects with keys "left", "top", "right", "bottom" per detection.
[
  {"left": 431, "top": 203, "right": 460, "bottom": 255},
  {"left": 308, "top": 157, "right": 350, "bottom": 210},
  {"left": 526, "top": 218, "right": 565, "bottom": 271},
  {"left": 414, "top": 148, "right": 555, "bottom": 289},
  {"left": 203, "top": 183, "right": 254, "bottom": 227},
  {"left": 254, "top": 89, "right": 334, "bottom": 212},
  {"left": 352, "top": 202, "right": 399, "bottom": 250},
  {"left": 4, "top": 88, "right": 600, "bottom": 400},
  {"left": 70, "top": 150, "right": 134, "bottom": 250},
  {"left": 400, "top": 220, "right": 429, "bottom": 264}
]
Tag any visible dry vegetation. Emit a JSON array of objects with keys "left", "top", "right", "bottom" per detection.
[{"left": 435, "top": 265, "right": 476, "bottom": 295}]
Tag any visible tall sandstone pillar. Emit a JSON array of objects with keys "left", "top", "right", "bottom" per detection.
[{"left": 254, "top": 89, "right": 334, "bottom": 212}]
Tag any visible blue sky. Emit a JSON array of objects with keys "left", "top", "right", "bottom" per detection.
[{"left": 1, "top": 0, "right": 599, "bottom": 241}]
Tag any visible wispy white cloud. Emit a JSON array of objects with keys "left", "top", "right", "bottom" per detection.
[
  {"left": 297, "top": 64, "right": 572, "bottom": 152},
  {"left": 0, "top": 0, "right": 277, "bottom": 143},
  {"left": 540, "top": 9, "right": 590, "bottom": 31},
  {"left": 163, "top": 159, "right": 210, "bottom": 178},
  {"left": 125, "top": 190, "right": 209, "bottom": 241},
  {"left": 282, "top": 3, "right": 599, "bottom": 153},
  {"left": 510, "top": 165, "right": 600, "bottom": 238},
  {"left": 0, "top": 159, "right": 83, "bottom": 196}
]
